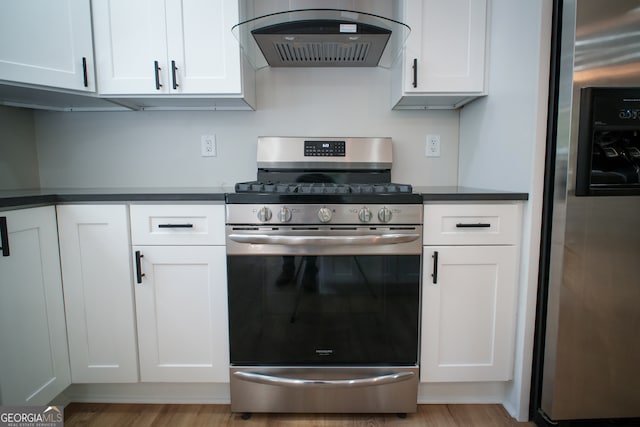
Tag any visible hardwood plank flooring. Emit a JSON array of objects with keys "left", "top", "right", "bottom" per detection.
[{"left": 64, "top": 403, "right": 536, "bottom": 426}]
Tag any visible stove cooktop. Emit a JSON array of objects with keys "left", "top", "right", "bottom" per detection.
[
  {"left": 234, "top": 181, "right": 413, "bottom": 194},
  {"left": 228, "top": 181, "right": 421, "bottom": 205}
]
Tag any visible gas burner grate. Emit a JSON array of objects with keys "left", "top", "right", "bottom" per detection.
[{"left": 234, "top": 182, "right": 413, "bottom": 194}]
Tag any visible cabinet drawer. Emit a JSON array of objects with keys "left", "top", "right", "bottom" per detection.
[
  {"left": 423, "top": 203, "right": 521, "bottom": 245},
  {"left": 130, "top": 204, "right": 224, "bottom": 245}
]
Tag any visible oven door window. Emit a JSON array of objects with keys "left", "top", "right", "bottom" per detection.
[{"left": 227, "top": 255, "right": 420, "bottom": 366}]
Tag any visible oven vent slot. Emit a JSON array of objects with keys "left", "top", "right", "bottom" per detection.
[
  {"left": 330, "top": 227, "right": 357, "bottom": 230},
  {"left": 292, "top": 227, "right": 320, "bottom": 230},
  {"left": 390, "top": 227, "right": 418, "bottom": 230},
  {"left": 232, "top": 227, "right": 259, "bottom": 230}
]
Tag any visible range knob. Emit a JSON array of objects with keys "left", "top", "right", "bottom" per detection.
[
  {"left": 278, "top": 207, "right": 292, "bottom": 223},
  {"left": 358, "top": 207, "right": 372, "bottom": 223},
  {"left": 317, "top": 207, "right": 333, "bottom": 223},
  {"left": 257, "top": 206, "right": 272, "bottom": 222},
  {"left": 378, "top": 206, "right": 393, "bottom": 223}
]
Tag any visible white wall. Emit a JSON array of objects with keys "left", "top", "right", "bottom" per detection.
[
  {"left": 458, "top": 0, "right": 552, "bottom": 421},
  {"left": 0, "top": 105, "right": 40, "bottom": 190},
  {"left": 34, "top": 67, "right": 459, "bottom": 189}
]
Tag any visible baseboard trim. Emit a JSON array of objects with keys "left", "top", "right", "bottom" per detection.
[
  {"left": 60, "top": 383, "right": 230, "bottom": 405},
  {"left": 418, "top": 382, "right": 508, "bottom": 404},
  {"left": 58, "top": 381, "right": 507, "bottom": 408}
]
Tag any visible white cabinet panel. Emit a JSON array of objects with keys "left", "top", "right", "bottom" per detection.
[
  {"left": 133, "top": 245, "right": 229, "bottom": 382},
  {"left": 0, "top": 207, "right": 70, "bottom": 405},
  {"left": 165, "top": 0, "right": 241, "bottom": 94},
  {"left": 421, "top": 202, "right": 522, "bottom": 383},
  {"left": 93, "top": 0, "right": 243, "bottom": 96},
  {"left": 423, "top": 203, "right": 521, "bottom": 245},
  {"left": 0, "top": 0, "right": 95, "bottom": 91},
  {"left": 130, "top": 204, "right": 225, "bottom": 245},
  {"left": 91, "top": 0, "right": 167, "bottom": 94},
  {"left": 392, "top": 0, "right": 488, "bottom": 109},
  {"left": 421, "top": 246, "right": 518, "bottom": 382},
  {"left": 57, "top": 205, "right": 138, "bottom": 383}
]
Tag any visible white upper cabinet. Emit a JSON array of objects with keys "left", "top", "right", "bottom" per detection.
[
  {"left": 92, "top": 0, "right": 246, "bottom": 97},
  {"left": 0, "top": 0, "right": 95, "bottom": 92},
  {"left": 392, "top": 0, "right": 488, "bottom": 109}
]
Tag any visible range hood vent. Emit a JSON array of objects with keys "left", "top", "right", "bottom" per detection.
[{"left": 232, "top": 9, "right": 410, "bottom": 69}]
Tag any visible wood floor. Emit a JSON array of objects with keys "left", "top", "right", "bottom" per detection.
[{"left": 64, "top": 403, "right": 536, "bottom": 426}]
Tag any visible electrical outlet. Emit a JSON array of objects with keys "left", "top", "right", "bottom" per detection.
[
  {"left": 201, "top": 134, "right": 216, "bottom": 157},
  {"left": 425, "top": 134, "right": 441, "bottom": 157}
]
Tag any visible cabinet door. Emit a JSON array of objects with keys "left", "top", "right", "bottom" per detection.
[
  {"left": 92, "top": 0, "right": 168, "bottom": 95},
  {"left": 57, "top": 205, "right": 138, "bottom": 383},
  {"left": 0, "top": 207, "right": 70, "bottom": 405},
  {"left": 133, "top": 245, "right": 229, "bottom": 382},
  {"left": 421, "top": 245, "right": 517, "bottom": 382},
  {"left": 165, "top": 0, "right": 242, "bottom": 94},
  {"left": 404, "top": 0, "right": 486, "bottom": 93},
  {"left": 0, "top": 0, "right": 95, "bottom": 91}
]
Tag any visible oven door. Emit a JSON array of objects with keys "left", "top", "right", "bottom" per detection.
[{"left": 226, "top": 226, "right": 422, "bottom": 366}]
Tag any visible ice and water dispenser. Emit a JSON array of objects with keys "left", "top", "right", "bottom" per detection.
[{"left": 576, "top": 87, "right": 640, "bottom": 196}]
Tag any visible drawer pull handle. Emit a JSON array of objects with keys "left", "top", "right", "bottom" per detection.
[
  {"left": 157, "top": 223, "right": 194, "bottom": 228},
  {"left": 456, "top": 223, "right": 491, "bottom": 228},
  {"left": 0, "top": 217, "right": 9, "bottom": 257},
  {"left": 135, "top": 250, "right": 145, "bottom": 284},
  {"left": 431, "top": 250, "right": 438, "bottom": 284}
]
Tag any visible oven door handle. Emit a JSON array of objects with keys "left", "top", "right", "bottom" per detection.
[
  {"left": 233, "top": 370, "right": 415, "bottom": 388},
  {"left": 227, "top": 233, "right": 421, "bottom": 246}
]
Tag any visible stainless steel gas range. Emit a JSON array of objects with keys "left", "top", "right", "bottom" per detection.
[{"left": 225, "top": 137, "right": 422, "bottom": 416}]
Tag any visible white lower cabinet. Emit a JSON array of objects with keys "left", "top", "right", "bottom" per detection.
[
  {"left": 130, "top": 204, "right": 229, "bottom": 383},
  {"left": 0, "top": 206, "right": 71, "bottom": 405},
  {"left": 133, "top": 245, "right": 228, "bottom": 382},
  {"left": 421, "top": 245, "right": 517, "bottom": 381},
  {"left": 57, "top": 205, "right": 138, "bottom": 383},
  {"left": 421, "top": 203, "right": 522, "bottom": 382}
]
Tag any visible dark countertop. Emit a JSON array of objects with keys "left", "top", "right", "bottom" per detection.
[
  {"left": 415, "top": 186, "right": 529, "bottom": 201},
  {"left": 0, "top": 187, "right": 230, "bottom": 209},
  {"left": 0, "top": 186, "right": 527, "bottom": 210}
]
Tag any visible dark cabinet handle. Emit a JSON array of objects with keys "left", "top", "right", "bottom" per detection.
[
  {"left": 431, "top": 251, "right": 438, "bottom": 284},
  {"left": 456, "top": 223, "right": 491, "bottom": 228},
  {"left": 135, "top": 250, "right": 145, "bottom": 284},
  {"left": 171, "top": 60, "right": 179, "bottom": 90},
  {"left": 412, "top": 58, "right": 418, "bottom": 88},
  {"left": 154, "top": 60, "right": 162, "bottom": 90},
  {"left": 0, "top": 217, "right": 9, "bottom": 257},
  {"left": 157, "top": 223, "right": 193, "bottom": 229},
  {"left": 82, "top": 57, "right": 88, "bottom": 87}
]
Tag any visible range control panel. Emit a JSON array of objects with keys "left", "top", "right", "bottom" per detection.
[
  {"left": 304, "top": 140, "right": 346, "bottom": 157},
  {"left": 226, "top": 204, "right": 423, "bottom": 225}
]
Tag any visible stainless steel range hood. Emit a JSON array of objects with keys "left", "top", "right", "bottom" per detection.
[{"left": 232, "top": 9, "right": 410, "bottom": 69}]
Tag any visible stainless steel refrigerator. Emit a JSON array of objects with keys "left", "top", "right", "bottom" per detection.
[{"left": 532, "top": 0, "right": 640, "bottom": 425}]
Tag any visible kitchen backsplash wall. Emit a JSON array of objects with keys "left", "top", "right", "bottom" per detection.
[
  {"left": 0, "top": 105, "right": 40, "bottom": 190},
  {"left": 33, "top": 67, "right": 459, "bottom": 189}
]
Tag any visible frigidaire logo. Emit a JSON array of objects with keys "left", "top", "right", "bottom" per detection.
[{"left": 0, "top": 406, "right": 63, "bottom": 427}]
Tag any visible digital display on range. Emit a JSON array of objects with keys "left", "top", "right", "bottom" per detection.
[{"left": 304, "top": 140, "right": 346, "bottom": 157}]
